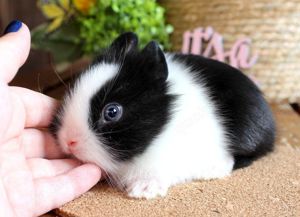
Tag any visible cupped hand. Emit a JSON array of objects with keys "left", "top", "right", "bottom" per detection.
[{"left": 0, "top": 22, "right": 101, "bottom": 217}]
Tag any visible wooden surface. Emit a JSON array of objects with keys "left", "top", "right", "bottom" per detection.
[
  {"left": 0, "top": 0, "right": 44, "bottom": 31},
  {"left": 11, "top": 57, "right": 91, "bottom": 99},
  {"left": 1, "top": 0, "right": 53, "bottom": 92}
]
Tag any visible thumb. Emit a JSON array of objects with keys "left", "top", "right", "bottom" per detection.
[{"left": 0, "top": 20, "right": 31, "bottom": 83}]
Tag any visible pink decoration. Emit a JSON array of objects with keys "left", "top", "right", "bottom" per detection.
[{"left": 182, "top": 27, "right": 258, "bottom": 70}]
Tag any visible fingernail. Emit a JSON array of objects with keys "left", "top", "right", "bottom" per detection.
[{"left": 3, "top": 20, "right": 22, "bottom": 34}]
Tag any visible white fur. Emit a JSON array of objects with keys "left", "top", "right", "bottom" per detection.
[
  {"left": 57, "top": 63, "right": 120, "bottom": 172},
  {"left": 116, "top": 55, "right": 234, "bottom": 198},
  {"left": 57, "top": 56, "right": 234, "bottom": 199}
]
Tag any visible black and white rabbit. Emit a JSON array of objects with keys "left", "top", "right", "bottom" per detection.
[{"left": 50, "top": 32, "right": 275, "bottom": 199}]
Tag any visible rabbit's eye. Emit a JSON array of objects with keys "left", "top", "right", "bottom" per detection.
[{"left": 103, "top": 103, "right": 123, "bottom": 122}]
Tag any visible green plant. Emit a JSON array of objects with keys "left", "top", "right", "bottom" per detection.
[{"left": 32, "top": 0, "right": 173, "bottom": 63}]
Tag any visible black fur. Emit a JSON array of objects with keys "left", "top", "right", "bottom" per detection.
[
  {"left": 50, "top": 32, "right": 275, "bottom": 169},
  {"left": 49, "top": 106, "right": 63, "bottom": 139},
  {"left": 89, "top": 34, "right": 176, "bottom": 161},
  {"left": 172, "top": 54, "right": 276, "bottom": 169},
  {"left": 92, "top": 32, "right": 138, "bottom": 64}
]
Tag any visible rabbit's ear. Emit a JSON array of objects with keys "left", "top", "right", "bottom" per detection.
[
  {"left": 141, "top": 41, "right": 168, "bottom": 81},
  {"left": 108, "top": 32, "right": 138, "bottom": 60}
]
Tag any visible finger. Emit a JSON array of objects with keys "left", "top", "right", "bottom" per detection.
[
  {"left": 28, "top": 158, "right": 81, "bottom": 179},
  {"left": 10, "top": 86, "right": 59, "bottom": 128},
  {"left": 0, "top": 182, "right": 15, "bottom": 217},
  {"left": 0, "top": 149, "right": 28, "bottom": 177},
  {"left": 0, "top": 21, "right": 30, "bottom": 83},
  {"left": 0, "top": 83, "right": 19, "bottom": 145},
  {"left": 2, "top": 171, "right": 35, "bottom": 217},
  {"left": 21, "top": 128, "right": 64, "bottom": 159},
  {"left": 0, "top": 149, "right": 35, "bottom": 217},
  {"left": 34, "top": 164, "right": 101, "bottom": 216}
]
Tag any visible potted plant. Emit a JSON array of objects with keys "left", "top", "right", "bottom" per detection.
[{"left": 31, "top": 0, "right": 173, "bottom": 66}]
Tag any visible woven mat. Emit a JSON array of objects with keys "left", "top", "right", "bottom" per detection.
[
  {"left": 51, "top": 105, "right": 300, "bottom": 217},
  {"left": 161, "top": 0, "right": 300, "bottom": 104}
]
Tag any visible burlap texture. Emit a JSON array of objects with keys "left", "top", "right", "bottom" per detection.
[{"left": 161, "top": 0, "right": 300, "bottom": 103}]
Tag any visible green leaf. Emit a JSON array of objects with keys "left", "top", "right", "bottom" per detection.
[
  {"left": 31, "top": 23, "right": 82, "bottom": 63},
  {"left": 33, "top": 0, "right": 173, "bottom": 61}
]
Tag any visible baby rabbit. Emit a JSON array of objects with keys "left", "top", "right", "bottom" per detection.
[{"left": 50, "top": 32, "right": 275, "bottom": 199}]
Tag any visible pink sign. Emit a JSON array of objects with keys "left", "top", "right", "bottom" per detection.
[{"left": 182, "top": 27, "right": 258, "bottom": 69}]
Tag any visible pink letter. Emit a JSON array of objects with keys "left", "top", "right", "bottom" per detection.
[
  {"left": 203, "top": 31, "right": 225, "bottom": 62},
  {"left": 182, "top": 27, "right": 214, "bottom": 55},
  {"left": 227, "top": 38, "right": 258, "bottom": 69}
]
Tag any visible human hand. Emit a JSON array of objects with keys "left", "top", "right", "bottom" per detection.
[{"left": 0, "top": 21, "right": 101, "bottom": 217}]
